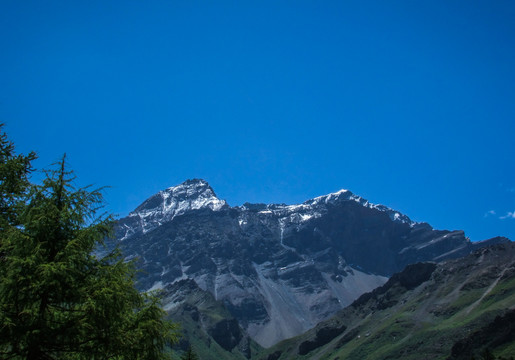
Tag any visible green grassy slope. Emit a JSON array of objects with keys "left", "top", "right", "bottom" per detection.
[{"left": 259, "top": 243, "right": 515, "bottom": 360}]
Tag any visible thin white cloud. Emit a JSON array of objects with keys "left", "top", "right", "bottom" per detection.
[
  {"left": 500, "top": 211, "right": 515, "bottom": 220},
  {"left": 484, "top": 210, "right": 496, "bottom": 218}
]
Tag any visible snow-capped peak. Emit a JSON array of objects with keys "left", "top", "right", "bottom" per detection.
[
  {"left": 305, "top": 189, "right": 354, "bottom": 205},
  {"left": 306, "top": 189, "right": 417, "bottom": 226},
  {"left": 235, "top": 188, "right": 415, "bottom": 229},
  {"left": 300, "top": 189, "right": 415, "bottom": 225},
  {"left": 120, "top": 181, "right": 415, "bottom": 242},
  {"left": 129, "top": 179, "right": 227, "bottom": 234}
]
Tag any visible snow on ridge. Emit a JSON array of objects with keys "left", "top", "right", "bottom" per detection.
[
  {"left": 129, "top": 179, "right": 227, "bottom": 234},
  {"left": 237, "top": 188, "right": 415, "bottom": 226},
  {"left": 128, "top": 180, "right": 416, "bottom": 237},
  {"left": 280, "top": 189, "right": 414, "bottom": 225},
  {"left": 142, "top": 179, "right": 225, "bottom": 213},
  {"left": 305, "top": 189, "right": 416, "bottom": 225},
  {"left": 307, "top": 189, "right": 353, "bottom": 204},
  {"left": 363, "top": 202, "right": 415, "bottom": 225}
]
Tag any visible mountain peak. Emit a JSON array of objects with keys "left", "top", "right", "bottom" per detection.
[
  {"left": 127, "top": 179, "right": 227, "bottom": 235},
  {"left": 303, "top": 189, "right": 415, "bottom": 225},
  {"left": 179, "top": 178, "right": 210, "bottom": 187},
  {"left": 305, "top": 189, "right": 353, "bottom": 205},
  {"left": 162, "top": 178, "right": 219, "bottom": 201}
]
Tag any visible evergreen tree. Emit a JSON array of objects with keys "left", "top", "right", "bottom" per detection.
[
  {"left": 180, "top": 345, "right": 199, "bottom": 360},
  {"left": 481, "top": 349, "right": 495, "bottom": 360},
  {"left": 0, "top": 124, "right": 36, "bottom": 230},
  {"left": 0, "top": 130, "right": 178, "bottom": 359}
]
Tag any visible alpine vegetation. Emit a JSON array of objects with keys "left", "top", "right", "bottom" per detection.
[{"left": 0, "top": 126, "right": 178, "bottom": 360}]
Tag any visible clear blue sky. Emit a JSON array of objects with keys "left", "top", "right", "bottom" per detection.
[{"left": 1, "top": 1, "right": 514, "bottom": 241}]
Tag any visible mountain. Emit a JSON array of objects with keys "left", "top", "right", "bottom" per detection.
[
  {"left": 260, "top": 242, "right": 515, "bottom": 360},
  {"left": 114, "top": 179, "right": 509, "bottom": 348},
  {"left": 116, "top": 179, "right": 227, "bottom": 240},
  {"left": 161, "top": 279, "right": 262, "bottom": 359}
]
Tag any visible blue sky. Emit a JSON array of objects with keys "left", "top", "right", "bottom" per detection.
[{"left": 1, "top": 1, "right": 514, "bottom": 241}]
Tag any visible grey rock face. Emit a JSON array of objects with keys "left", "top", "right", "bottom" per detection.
[
  {"left": 161, "top": 279, "right": 252, "bottom": 355},
  {"left": 114, "top": 179, "right": 508, "bottom": 347}
]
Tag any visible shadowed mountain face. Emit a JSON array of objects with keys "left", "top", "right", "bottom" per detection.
[{"left": 114, "top": 179, "right": 508, "bottom": 347}]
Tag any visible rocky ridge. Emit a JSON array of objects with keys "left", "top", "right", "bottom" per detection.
[
  {"left": 114, "top": 179, "right": 509, "bottom": 348},
  {"left": 117, "top": 179, "right": 227, "bottom": 240}
]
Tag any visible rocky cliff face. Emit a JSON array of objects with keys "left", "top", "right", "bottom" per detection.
[
  {"left": 114, "top": 179, "right": 508, "bottom": 347},
  {"left": 161, "top": 279, "right": 258, "bottom": 359}
]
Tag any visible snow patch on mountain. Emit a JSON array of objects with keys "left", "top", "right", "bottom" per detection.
[
  {"left": 119, "top": 180, "right": 417, "bottom": 242},
  {"left": 122, "top": 179, "right": 227, "bottom": 237},
  {"left": 307, "top": 189, "right": 416, "bottom": 225},
  {"left": 236, "top": 188, "right": 415, "bottom": 228}
]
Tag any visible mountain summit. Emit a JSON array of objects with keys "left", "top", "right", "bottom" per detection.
[
  {"left": 114, "top": 180, "right": 509, "bottom": 348},
  {"left": 118, "top": 179, "right": 227, "bottom": 239}
]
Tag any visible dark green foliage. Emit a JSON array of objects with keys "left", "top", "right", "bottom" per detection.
[
  {"left": 481, "top": 349, "right": 496, "bottom": 360},
  {"left": 180, "top": 345, "right": 199, "bottom": 360},
  {"left": 0, "top": 129, "right": 178, "bottom": 359},
  {"left": 0, "top": 124, "right": 36, "bottom": 230}
]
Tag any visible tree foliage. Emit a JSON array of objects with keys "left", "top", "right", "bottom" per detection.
[
  {"left": 180, "top": 345, "right": 199, "bottom": 360},
  {"left": 0, "top": 126, "right": 36, "bottom": 230},
  {"left": 0, "top": 127, "right": 178, "bottom": 359}
]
